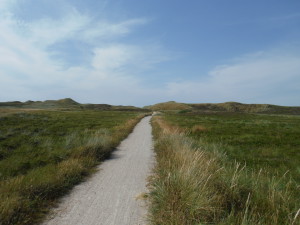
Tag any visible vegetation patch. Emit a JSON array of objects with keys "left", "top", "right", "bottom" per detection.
[
  {"left": 144, "top": 101, "right": 193, "bottom": 111},
  {"left": 149, "top": 114, "right": 299, "bottom": 224},
  {"left": 164, "top": 112, "right": 300, "bottom": 182},
  {"left": 0, "top": 98, "right": 150, "bottom": 112},
  {"left": 146, "top": 101, "right": 300, "bottom": 115},
  {"left": 0, "top": 109, "right": 146, "bottom": 224}
]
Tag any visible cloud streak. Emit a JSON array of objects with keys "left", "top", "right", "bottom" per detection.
[
  {"left": 166, "top": 50, "right": 300, "bottom": 106},
  {"left": 0, "top": 1, "right": 169, "bottom": 105}
]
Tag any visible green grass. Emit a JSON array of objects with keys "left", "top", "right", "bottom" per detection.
[
  {"left": 164, "top": 112, "right": 300, "bottom": 182},
  {"left": 149, "top": 113, "right": 300, "bottom": 225},
  {"left": 0, "top": 109, "right": 146, "bottom": 224}
]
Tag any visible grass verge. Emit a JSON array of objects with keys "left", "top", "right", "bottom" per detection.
[
  {"left": 149, "top": 116, "right": 299, "bottom": 224},
  {"left": 0, "top": 109, "right": 147, "bottom": 224}
]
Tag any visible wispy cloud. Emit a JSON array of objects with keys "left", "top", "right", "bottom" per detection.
[
  {"left": 0, "top": 0, "right": 15, "bottom": 12},
  {"left": 80, "top": 18, "right": 148, "bottom": 42},
  {"left": 166, "top": 49, "right": 300, "bottom": 105},
  {"left": 28, "top": 9, "right": 91, "bottom": 47},
  {"left": 0, "top": 1, "right": 169, "bottom": 105}
]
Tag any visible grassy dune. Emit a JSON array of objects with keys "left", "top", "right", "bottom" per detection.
[
  {"left": 0, "top": 109, "right": 146, "bottom": 224},
  {"left": 0, "top": 98, "right": 150, "bottom": 112},
  {"left": 145, "top": 101, "right": 192, "bottom": 111},
  {"left": 149, "top": 113, "right": 299, "bottom": 224},
  {"left": 146, "top": 101, "right": 300, "bottom": 115}
]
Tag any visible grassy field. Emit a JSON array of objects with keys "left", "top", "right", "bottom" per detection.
[
  {"left": 149, "top": 112, "right": 300, "bottom": 224},
  {"left": 166, "top": 112, "right": 300, "bottom": 182},
  {"left": 0, "top": 109, "right": 146, "bottom": 224}
]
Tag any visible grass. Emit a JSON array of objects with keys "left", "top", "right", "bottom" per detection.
[
  {"left": 164, "top": 112, "right": 300, "bottom": 182},
  {"left": 0, "top": 109, "right": 146, "bottom": 225},
  {"left": 149, "top": 113, "right": 300, "bottom": 224}
]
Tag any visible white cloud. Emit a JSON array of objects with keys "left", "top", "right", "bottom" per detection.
[
  {"left": 166, "top": 50, "right": 300, "bottom": 105},
  {"left": 0, "top": 0, "right": 15, "bottom": 12},
  {"left": 81, "top": 18, "right": 148, "bottom": 42},
  {"left": 92, "top": 45, "right": 137, "bottom": 71},
  {"left": 0, "top": 1, "right": 170, "bottom": 105},
  {"left": 28, "top": 9, "right": 91, "bottom": 47},
  {"left": 28, "top": 14, "right": 147, "bottom": 47}
]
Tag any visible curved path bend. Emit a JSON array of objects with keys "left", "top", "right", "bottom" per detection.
[{"left": 43, "top": 116, "right": 154, "bottom": 225}]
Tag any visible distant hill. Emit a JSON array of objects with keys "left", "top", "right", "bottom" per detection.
[
  {"left": 0, "top": 98, "right": 80, "bottom": 109},
  {"left": 145, "top": 101, "right": 300, "bottom": 115},
  {"left": 2, "top": 98, "right": 298, "bottom": 114},
  {"left": 82, "top": 104, "right": 149, "bottom": 112},
  {"left": 144, "top": 101, "right": 192, "bottom": 111},
  {"left": 0, "top": 98, "right": 149, "bottom": 112}
]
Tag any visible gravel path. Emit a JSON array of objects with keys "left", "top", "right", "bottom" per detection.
[{"left": 43, "top": 116, "right": 154, "bottom": 225}]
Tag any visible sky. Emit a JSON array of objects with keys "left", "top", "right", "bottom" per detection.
[{"left": 0, "top": 0, "right": 300, "bottom": 106}]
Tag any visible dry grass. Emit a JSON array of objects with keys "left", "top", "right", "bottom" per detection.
[
  {"left": 149, "top": 116, "right": 299, "bottom": 225},
  {"left": 191, "top": 125, "right": 209, "bottom": 133},
  {"left": 0, "top": 108, "right": 42, "bottom": 118},
  {"left": 0, "top": 111, "right": 147, "bottom": 225}
]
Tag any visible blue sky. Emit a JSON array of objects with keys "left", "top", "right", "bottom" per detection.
[{"left": 0, "top": 0, "right": 299, "bottom": 106}]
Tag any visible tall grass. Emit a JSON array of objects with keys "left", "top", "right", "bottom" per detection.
[
  {"left": 164, "top": 112, "right": 300, "bottom": 182},
  {"left": 149, "top": 116, "right": 299, "bottom": 225},
  {"left": 0, "top": 110, "right": 146, "bottom": 225}
]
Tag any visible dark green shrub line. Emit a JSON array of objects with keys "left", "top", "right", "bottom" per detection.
[{"left": 148, "top": 116, "right": 299, "bottom": 225}]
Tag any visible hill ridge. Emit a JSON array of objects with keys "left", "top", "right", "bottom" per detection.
[
  {"left": 145, "top": 101, "right": 300, "bottom": 115},
  {"left": 0, "top": 98, "right": 149, "bottom": 112}
]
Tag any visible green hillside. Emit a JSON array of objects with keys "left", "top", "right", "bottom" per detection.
[
  {"left": 144, "top": 101, "right": 192, "bottom": 111},
  {"left": 0, "top": 98, "right": 80, "bottom": 109},
  {"left": 0, "top": 98, "right": 149, "bottom": 112},
  {"left": 146, "top": 101, "right": 300, "bottom": 115}
]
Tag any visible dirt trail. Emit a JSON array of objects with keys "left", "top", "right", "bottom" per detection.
[{"left": 43, "top": 116, "right": 154, "bottom": 225}]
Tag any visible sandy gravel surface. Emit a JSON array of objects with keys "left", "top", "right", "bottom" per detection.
[{"left": 43, "top": 116, "right": 154, "bottom": 225}]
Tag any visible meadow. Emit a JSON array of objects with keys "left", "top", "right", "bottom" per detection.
[
  {"left": 0, "top": 109, "right": 145, "bottom": 224},
  {"left": 149, "top": 112, "right": 300, "bottom": 224},
  {"left": 166, "top": 112, "right": 300, "bottom": 182}
]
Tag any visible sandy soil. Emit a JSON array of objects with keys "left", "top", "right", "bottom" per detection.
[{"left": 42, "top": 116, "right": 154, "bottom": 225}]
